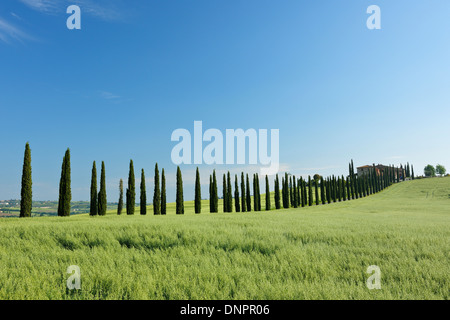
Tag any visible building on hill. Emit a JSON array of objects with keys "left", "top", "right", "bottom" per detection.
[{"left": 357, "top": 164, "right": 405, "bottom": 179}]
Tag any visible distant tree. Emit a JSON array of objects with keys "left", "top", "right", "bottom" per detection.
[
  {"left": 153, "top": 163, "right": 161, "bottom": 215},
  {"left": 227, "top": 172, "right": 233, "bottom": 212},
  {"left": 313, "top": 174, "right": 321, "bottom": 181},
  {"left": 195, "top": 167, "right": 201, "bottom": 214},
  {"left": 223, "top": 174, "right": 227, "bottom": 213},
  {"left": 126, "top": 160, "right": 135, "bottom": 215},
  {"left": 161, "top": 169, "right": 167, "bottom": 215},
  {"left": 341, "top": 175, "right": 347, "bottom": 201},
  {"left": 89, "top": 161, "right": 97, "bottom": 216},
  {"left": 140, "top": 169, "right": 146, "bottom": 215},
  {"left": 212, "top": 170, "right": 218, "bottom": 212},
  {"left": 255, "top": 174, "right": 261, "bottom": 211},
  {"left": 57, "top": 148, "right": 71, "bottom": 217},
  {"left": 411, "top": 165, "right": 415, "bottom": 180},
  {"left": 117, "top": 179, "right": 123, "bottom": 215},
  {"left": 315, "top": 177, "right": 319, "bottom": 205},
  {"left": 265, "top": 175, "right": 271, "bottom": 211},
  {"left": 320, "top": 177, "right": 326, "bottom": 205},
  {"left": 292, "top": 176, "right": 298, "bottom": 208},
  {"left": 241, "top": 172, "right": 246, "bottom": 212},
  {"left": 98, "top": 161, "right": 107, "bottom": 216},
  {"left": 436, "top": 164, "right": 446, "bottom": 177},
  {"left": 308, "top": 176, "right": 313, "bottom": 206},
  {"left": 289, "top": 176, "right": 294, "bottom": 207},
  {"left": 246, "top": 174, "right": 251, "bottom": 211},
  {"left": 20, "top": 142, "right": 32, "bottom": 218},
  {"left": 424, "top": 164, "right": 436, "bottom": 177},
  {"left": 234, "top": 175, "right": 240, "bottom": 212},
  {"left": 176, "top": 166, "right": 184, "bottom": 214},
  {"left": 253, "top": 174, "right": 258, "bottom": 212},
  {"left": 209, "top": 175, "right": 213, "bottom": 212},
  {"left": 274, "top": 174, "right": 281, "bottom": 209}
]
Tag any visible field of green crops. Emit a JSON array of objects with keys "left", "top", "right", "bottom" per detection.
[{"left": 0, "top": 177, "right": 448, "bottom": 300}]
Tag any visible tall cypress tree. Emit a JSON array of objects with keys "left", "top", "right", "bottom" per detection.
[
  {"left": 89, "top": 161, "right": 97, "bottom": 216},
  {"left": 274, "top": 174, "right": 281, "bottom": 209},
  {"left": 126, "top": 160, "right": 135, "bottom": 215},
  {"left": 320, "top": 177, "right": 326, "bottom": 205},
  {"left": 153, "top": 163, "right": 161, "bottom": 215},
  {"left": 227, "top": 172, "right": 233, "bottom": 212},
  {"left": 140, "top": 169, "right": 146, "bottom": 215},
  {"left": 117, "top": 179, "right": 123, "bottom": 215},
  {"left": 57, "top": 148, "right": 71, "bottom": 217},
  {"left": 195, "top": 167, "right": 201, "bottom": 214},
  {"left": 265, "top": 175, "right": 271, "bottom": 211},
  {"left": 20, "top": 142, "right": 32, "bottom": 218},
  {"left": 234, "top": 175, "right": 240, "bottom": 213},
  {"left": 342, "top": 175, "right": 347, "bottom": 201},
  {"left": 98, "top": 161, "right": 107, "bottom": 216},
  {"left": 308, "top": 176, "right": 313, "bottom": 206},
  {"left": 315, "top": 177, "right": 319, "bottom": 205},
  {"left": 411, "top": 165, "right": 415, "bottom": 180},
  {"left": 246, "top": 174, "right": 251, "bottom": 211},
  {"left": 241, "top": 172, "right": 246, "bottom": 212},
  {"left": 223, "top": 174, "right": 227, "bottom": 213},
  {"left": 289, "top": 176, "right": 294, "bottom": 207},
  {"left": 212, "top": 170, "right": 218, "bottom": 213},
  {"left": 292, "top": 176, "right": 298, "bottom": 208},
  {"left": 253, "top": 174, "right": 258, "bottom": 212},
  {"left": 209, "top": 175, "right": 213, "bottom": 212},
  {"left": 176, "top": 166, "right": 184, "bottom": 214},
  {"left": 161, "top": 169, "right": 167, "bottom": 215}
]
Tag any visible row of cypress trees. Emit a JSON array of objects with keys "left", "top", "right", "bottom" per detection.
[{"left": 17, "top": 142, "right": 413, "bottom": 217}]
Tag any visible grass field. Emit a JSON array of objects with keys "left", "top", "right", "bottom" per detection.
[{"left": 0, "top": 177, "right": 448, "bottom": 299}]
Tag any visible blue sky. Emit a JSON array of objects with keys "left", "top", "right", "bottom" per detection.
[{"left": 1, "top": 0, "right": 449, "bottom": 202}]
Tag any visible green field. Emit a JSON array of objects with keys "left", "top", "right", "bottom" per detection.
[{"left": 0, "top": 177, "right": 448, "bottom": 299}]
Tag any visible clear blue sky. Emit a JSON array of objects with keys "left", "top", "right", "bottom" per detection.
[{"left": 1, "top": 0, "right": 449, "bottom": 202}]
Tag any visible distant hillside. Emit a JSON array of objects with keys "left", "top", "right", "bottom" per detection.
[{"left": 0, "top": 200, "right": 117, "bottom": 217}]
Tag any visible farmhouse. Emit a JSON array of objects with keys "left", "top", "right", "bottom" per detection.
[{"left": 357, "top": 164, "right": 405, "bottom": 179}]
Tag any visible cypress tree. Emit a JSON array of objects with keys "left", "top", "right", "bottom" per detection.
[
  {"left": 117, "top": 179, "right": 123, "bottom": 215},
  {"left": 161, "top": 169, "right": 167, "bottom": 215},
  {"left": 297, "top": 179, "right": 301, "bottom": 207},
  {"left": 241, "top": 172, "right": 246, "bottom": 212},
  {"left": 320, "top": 177, "right": 326, "bottom": 205},
  {"left": 227, "top": 172, "right": 233, "bottom": 212},
  {"left": 411, "top": 165, "right": 415, "bottom": 180},
  {"left": 234, "top": 175, "right": 240, "bottom": 212},
  {"left": 153, "top": 163, "right": 161, "bottom": 215},
  {"left": 140, "top": 169, "right": 146, "bottom": 215},
  {"left": 223, "top": 174, "right": 227, "bottom": 213},
  {"left": 281, "top": 177, "right": 287, "bottom": 208},
  {"left": 256, "top": 174, "right": 262, "bottom": 211},
  {"left": 126, "top": 160, "right": 135, "bottom": 215},
  {"left": 292, "top": 176, "right": 298, "bottom": 208},
  {"left": 176, "top": 166, "right": 184, "bottom": 214},
  {"left": 253, "top": 174, "right": 258, "bottom": 212},
  {"left": 274, "top": 174, "right": 281, "bottom": 209},
  {"left": 315, "top": 177, "right": 319, "bottom": 205},
  {"left": 246, "top": 174, "right": 251, "bottom": 211},
  {"left": 265, "top": 175, "right": 271, "bottom": 210},
  {"left": 342, "top": 175, "right": 347, "bottom": 201},
  {"left": 326, "top": 178, "right": 331, "bottom": 204},
  {"left": 308, "top": 176, "right": 313, "bottom": 206},
  {"left": 89, "top": 161, "right": 97, "bottom": 216},
  {"left": 20, "top": 142, "right": 32, "bottom": 218},
  {"left": 346, "top": 176, "right": 351, "bottom": 200},
  {"left": 57, "top": 148, "right": 71, "bottom": 217},
  {"left": 195, "top": 167, "right": 201, "bottom": 214},
  {"left": 98, "top": 161, "right": 107, "bottom": 216},
  {"left": 209, "top": 175, "right": 213, "bottom": 212},
  {"left": 212, "top": 170, "right": 218, "bottom": 212},
  {"left": 289, "top": 176, "right": 294, "bottom": 207}
]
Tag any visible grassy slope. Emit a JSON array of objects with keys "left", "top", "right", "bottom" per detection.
[{"left": 0, "top": 178, "right": 448, "bottom": 299}]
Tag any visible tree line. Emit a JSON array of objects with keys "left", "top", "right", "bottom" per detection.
[{"left": 18, "top": 143, "right": 416, "bottom": 217}]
